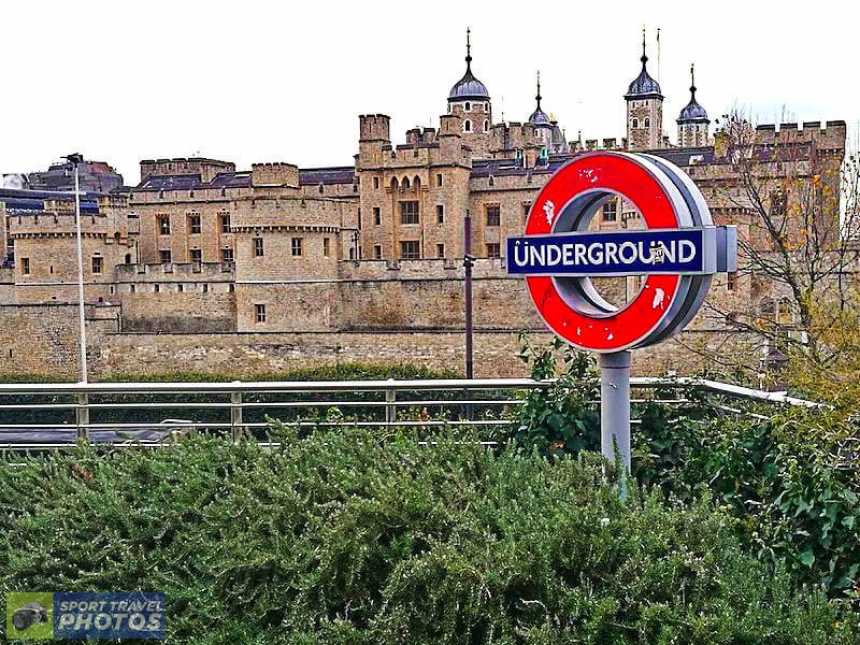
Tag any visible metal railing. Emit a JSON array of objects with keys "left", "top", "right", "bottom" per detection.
[{"left": 0, "top": 377, "right": 823, "bottom": 449}]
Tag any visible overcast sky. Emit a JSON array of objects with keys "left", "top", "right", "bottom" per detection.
[{"left": 1, "top": 0, "right": 857, "bottom": 185}]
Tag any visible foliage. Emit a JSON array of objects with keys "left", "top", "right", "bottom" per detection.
[
  {"left": 782, "top": 292, "right": 860, "bottom": 411},
  {"left": 702, "top": 111, "right": 860, "bottom": 378},
  {"left": 0, "top": 428, "right": 854, "bottom": 644},
  {"left": 0, "top": 363, "right": 460, "bottom": 432},
  {"left": 513, "top": 338, "right": 860, "bottom": 597},
  {"left": 512, "top": 334, "right": 600, "bottom": 458}
]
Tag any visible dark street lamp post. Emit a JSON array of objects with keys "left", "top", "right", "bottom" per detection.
[{"left": 463, "top": 210, "right": 474, "bottom": 379}]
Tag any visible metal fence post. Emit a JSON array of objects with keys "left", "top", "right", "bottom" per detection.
[
  {"left": 231, "top": 390, "right": 243, "bottom": 441},
  {"left": 385, "top": 380, "right": 396, "bottom": 425},
  {"left": 76, "top": 391, "right": 90, "bottom": 442}
]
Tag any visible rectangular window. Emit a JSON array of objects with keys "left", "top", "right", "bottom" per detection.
[
  {"left": 91, "top": 256, "right": 103, "bottom": 274},
  {"left": 436, "top": 173, "right": 443, "bottom": 187},
  {"left": 436, "top": 243, "right": 445, "bottom": 258},
  {"left": 771, "top": 190, "right": 788, "bottom": 217},
  {"left": 400, "top": 201, "right": 419, "bottom": 225},
  {"left": 486, "top": 205, "right": 501, "bottom": 227},
  {"left": 373, "top": 176, "right": 380, "bottom": 189},
  {"left": 522, "top": 203, "right": 532, "bottom": 223},
  {"left": 159, "top": 249, "right": 172, "bottom": 264},
  {"left": 221, "top": 248, "right": 234, "bottom": 263},
  {"left": 291, "top": 237, "right": 303, "bottom": 257},
  {"left": 323, "top": 237, "right": 330, "bottom": 257},
  {"left": 158, "top": 215, "right": 170, "bottom": 235},
  {"left": 373, "top": 207, "right": 381, "bottom": 225},
  {"left": 188, "top": 214, "right": 201, "bottom": 235},
  {"left": 486, "top": 243, "right": 501, "bottom": 258},
  {"left": 727, "top": 272, "right": 737, "bottom": 291},
  {"left": 254, "top": 237, "right": 264, "bottom": 257},
  {"left": 21, "top": 257, "right": 30, "bottom": 275},
  {"left": 219, "top": 213, "right": 231, "bottom": 233},
  {"left": 255, "top": 304, "right": 267, "bottom": 324},
  {"left": 602, "top": 201, "right": 618, "bottom": 222},
  {"left": 190, "top": 249, "right": 202, "bottom": 263},
  {"left": 373, "top": 245, "right": 382, "bottom": 259},
  {"left": 400, "top": 240, "right": 420, "bottom": 259},
  {"left": 436, "top": 204, "right": 444, "bottom": 224}
]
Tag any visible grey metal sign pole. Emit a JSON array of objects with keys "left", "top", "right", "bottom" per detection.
[{"left": 598, "top": 351, "right": 631, "bottom": 473}]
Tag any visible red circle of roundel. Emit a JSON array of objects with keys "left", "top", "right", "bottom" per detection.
[{"left": 525, "top": 153, "right": 681, "bottom": 352}]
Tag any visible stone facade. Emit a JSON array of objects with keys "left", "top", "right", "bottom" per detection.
[{"left": 0, "top": 34, "right": 849, "bottom": 378}]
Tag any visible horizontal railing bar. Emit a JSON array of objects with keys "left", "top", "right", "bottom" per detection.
[{"left": 0, "top": 378, "right": 546, "bottom": 395}]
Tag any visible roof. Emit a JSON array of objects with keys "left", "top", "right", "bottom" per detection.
[
  {"left": 625, "top": 43, "right": 662, "bottom": 99},
  {"left": 134, "top": 167, "right": 357, "bottom": 191},
  {"left": 449, "top": 68, "right": 490, "bottom": 102},
  {"left": 299, "top": 167, "right": 356, "bottom": 186},
  {"left": 647, "top": 146, "right": 715, "bottom": 167},
  {"left": 677, "top": 67, "right": 709, "bottom": 124},
  {"left": 0, "top": 188, "right": 100, "bottom": 214},
  {"left": 529, "top": 107, "right": 551, "bottom": 127}
]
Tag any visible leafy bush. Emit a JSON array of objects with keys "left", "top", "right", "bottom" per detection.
[
  {"left": 1, "top": 429, "right": 853, "bottom": 643},
  {"left": 513, "top": 338, "right": 860, "bottom": 597}
]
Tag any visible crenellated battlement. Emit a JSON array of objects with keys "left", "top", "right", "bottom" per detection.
[
  {"left": 359, "top": 114, "right": 391, "bottom": 143},
  {"left": 251, "top": 163, "right": 300, "bottom": 188},
  {"left": 114, "top": 261, "right": 234, "bottom": 283},
  {"left": 139, "top": 157, "right": 236, "bottom": 183}
]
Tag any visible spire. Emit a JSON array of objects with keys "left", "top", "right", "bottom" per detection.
[
  {"left": 448, "top": 27, "right": 490, "bottom": 101},
  {"left": 625, "top": 28, "right": 662, "bottom": 99},
  {"left": 465, "top": 27, "right": 472, "bottom": 70},
  {"left": 689, "top": 63, "right": 697, "bottom": 100},
  {"left": 535, "top": 70, "right": 542, "bottom": 110},
  {"left": 677, "top": 62, "right": 708, "bottom": 124}
]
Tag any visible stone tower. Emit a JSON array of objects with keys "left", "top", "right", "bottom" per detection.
[
  {"left": 447, "top": 29, "right": 492, "bottom": 142},
  {"left": 677, "top": 64, "right": 710, "bottom": 147},
  {"left": 625, "top": 30, "right": 663, "bottom": 150}
]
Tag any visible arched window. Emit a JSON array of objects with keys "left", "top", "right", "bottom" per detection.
[
  {"left": 413, "top": 176, "right": 421, "bottom": 189},
  {"left": 631, "top": 118, "right": 639, "bottom": 129},
  {"left": 402, "top": 177, "right": 410, "bottom": 189},
  {"left": 644, "top": 117, "right": 651, "bottom": 128},
  {"left": 391, "top": 177, "right": 399, "bottom": 190},
  {"left": 463, "top": 120, "right": 472, "bottom": 132},
  {"left": 483, "top": 120, "right": 489, "bottom": 132},
  {"left": 465, "top": 102, "right": 471, "bottom": 111}
]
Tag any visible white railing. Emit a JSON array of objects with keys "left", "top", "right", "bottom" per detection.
[{"left": 0, "top": 377, "right": 823, "bottom": 449}]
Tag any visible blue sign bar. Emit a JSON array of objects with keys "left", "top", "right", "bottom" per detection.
[{"left": 506, "top": 228, "right": 714, "bottom": 276}]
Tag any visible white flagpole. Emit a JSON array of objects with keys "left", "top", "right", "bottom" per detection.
[{"left": 70, "top": 155, "right": 88, "bottom": 383}]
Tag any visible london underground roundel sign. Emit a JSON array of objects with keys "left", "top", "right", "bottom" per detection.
[{"left": 507, "top": 152, "right": 737, "bottom": 353}]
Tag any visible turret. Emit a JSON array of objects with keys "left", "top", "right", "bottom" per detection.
[
  {"left": 677, "top": 64, "right": 711, "bottom": 147},
  {"left": 625, "top": 29, "right": 664, "bottom": 150}
]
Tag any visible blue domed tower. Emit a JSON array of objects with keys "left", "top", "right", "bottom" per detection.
[
  {"left": 677, "top": 64, "right": 710, "bottom": 147},
  {"left": 624, "top": 29, "right": 664, "bottom": 150},
  {"left": 448, "top": 28, "right": 492, "bottom": 135},
  {"left": 528, "top": 71, "right": 553, "bottom": 147}
]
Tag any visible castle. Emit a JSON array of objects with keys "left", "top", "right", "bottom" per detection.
[{"left": 0, "top": 31, "right": 847, "bottom": 378}]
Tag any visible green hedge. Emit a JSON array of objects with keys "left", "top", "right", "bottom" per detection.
[
  {"left": 1, "top": 428, "right": 855, "bottom": 643},
  {"left": 513, "top": 338, "right": 860, "bottom": 597},
  {"left": 0, "top": 363, "right": 463, "bottom": 432}
]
